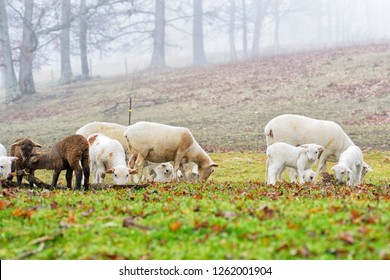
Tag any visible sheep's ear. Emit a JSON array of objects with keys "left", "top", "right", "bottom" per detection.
[
  {"left": 211, "top": 163, "right": 218, "bottom": 168},
  {"left": 32, "top": 141, "right": 42, "bottom": 148},
  {"left": 299, "top": 144, "right": 308, "bottom": 149},
  {"left": 191, "top": 165, "right": 199, "bottom": 173},
  {"left": 330, "top": 166, "right": 336, "bottom": 171},
  {"left": 128, "top": 168, "right": 137, "bottom": 175},
  {"left": 30, "top": 156, "right": 39, "bottom": 163},
  {"left": 105, "top": 168, "right": 115, "bottom": 174},
  {"left": 11, "top": 140, "right": 22, "bottom": 147},
  {"left": 7, "top": 156, "right": 18, "bottom": 162}
]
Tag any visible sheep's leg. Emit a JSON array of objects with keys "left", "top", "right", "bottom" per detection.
[
  {"left": 51, "top": 169, "right": 61, "bottom": 189},
  {"left": 355, "top": 164, "right": 363, "bottom": 185},
  {"left": 173, "top": 153, "right": 185, "bottom": 181},
  {"left": 82, "top": 162, "right": 90, "bottom": 190},
  {"left": 287, "top": 168, "right": 298, "bottom": 183},
  {"left": 70, "top": 162, "right": 83, "bottom": 190},
  {"left": 314, "top": 153, "right": 328, "bottom": 182},
  {"left": 267, "top": 163, "right": 280, "bottom": 185},
  {"left": 65, "top": 169, "right": 73, "bottom": 189}
]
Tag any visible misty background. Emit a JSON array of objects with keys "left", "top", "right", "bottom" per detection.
[{"left": 1, "top": 0, "right": 389, "bottom": 105}]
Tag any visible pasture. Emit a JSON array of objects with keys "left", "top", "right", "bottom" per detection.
[{"left": 0, "top": 44, "right": 389, "bottom": 260}]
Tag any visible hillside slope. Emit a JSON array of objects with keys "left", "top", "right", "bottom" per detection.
[{"left": 1, "top": 44, "right": 389, "bottom": 150}]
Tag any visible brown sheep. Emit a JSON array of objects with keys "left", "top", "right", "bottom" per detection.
[
  {"left": 24, "top": 135, "right": 90, "bottom": 190},
  {"left": 9, "top": 138, "right": 42, "bottom": 187}
]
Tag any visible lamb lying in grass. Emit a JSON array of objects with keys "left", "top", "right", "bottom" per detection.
[{"left": 266, "top": 142, "right": 324, "bottom": 185}]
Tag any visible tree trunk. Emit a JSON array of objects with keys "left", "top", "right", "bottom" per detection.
[
  {"left": 19, "top": 0, "right": 37, "bottom": 95},
  {"left": 252, "top": 0, "right": 263, "bottom": 56},
  {"left": 229, "top": 0, "right": 237, "bottom": 61},
  {"left": 192, "top": 0, "right": 207, "bottom": 66},
  {"left": 273, "top": 0, "right": 280, "bottom": 53},
  {"left": 0, "top": 0, "right": 22, "bottom": 103},
  {"left": 59, "top": 0, "right": 73, "bottom": 85},
  {"left": 241, "top": 0, "right": 248, "bottom": 58},
  {"left": 149, "top": 0, "right": 166, "bottom": 69},
  {"left": 79, "top": 0, "right": 89, "bottom": 80}
]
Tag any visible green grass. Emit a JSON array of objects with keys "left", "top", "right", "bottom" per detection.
[{"left": 0, "top": 151, "right": 389, "bottom": 260}]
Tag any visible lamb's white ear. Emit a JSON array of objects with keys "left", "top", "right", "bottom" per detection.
[
  {"left": 7, "top": 156, "right": 18, "bottom": 162},
  {"left": 299, "top": 144, "right": 308, "bottom": 149},
  {"left": 330, "top": 166, "right": 336, "bottom": 171},
  {"left": 105, "top": 168, "right": 115, "bottom": 174},
  {"left": 191, "top": 164, "right": 199, "bottom": 173},
  {"left": 211, "top": 163, "right": 218, "bottom": 168}
]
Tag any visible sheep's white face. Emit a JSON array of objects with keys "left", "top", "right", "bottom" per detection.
[
  {"left": 108, "top": 165, "right": 137, "bottom": 185},
  {"left": 302, "top": 144, "right": 324, "bottom": 162},
  {"left": 198, "top": 163, "right": 218, "bottom": 182},
  {"left": 0, "top": 157, "right": 17, "bottom": 179},
  {"left": 303, "top": 169, "right": 316, "bottom": 183},
  {"left": 331, "top": 164, "right": 352, "bottom": 182},
  {"left": 154, "top": 163, "right": 174, "bottom": 181}
]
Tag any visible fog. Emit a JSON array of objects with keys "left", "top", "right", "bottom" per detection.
[{"left": 1, "top": 0, "right": 390, "bottom": 94}]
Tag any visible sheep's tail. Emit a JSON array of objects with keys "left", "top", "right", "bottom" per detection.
[{"left": 265, "top": 128, "right": 274, "bottom": 146}]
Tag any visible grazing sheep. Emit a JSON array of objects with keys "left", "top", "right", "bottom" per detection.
[
  {"left": 0, "top": 143, "right": 18, "bottom": 179},
  {"left": 124, "top": 121, "right": 218, "bottom": 182},
  {"left": 330, "top": 145, "right": 364, "bottom": 186},
  {"left": 264, "top": 114, "right": 354, "bottom": 181},
  {"left": 76, "top": 121, "right": 130, "bottom": 159},
  {"left": 87, "top": 133, "right": 137, "bottom": 184},
  {"left": 24, "top": 135, "right": 90, "bottom": 190},
  {"left": 266, "top": 142, "right": 325, "bottom": 185},
  {"left": 151, "top": 162, "right": 174, "bottom": 182},
  {"left": 177, "top": 162, "right": 199, "bottom": 182},
  {"left": 9, "top": 138, "right": 42, "bottom": 186}
]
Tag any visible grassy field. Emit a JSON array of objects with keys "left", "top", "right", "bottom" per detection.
[
  {"left": 0, "top": 44, "right": 389, "bottom": 260},
  {"left": 0, "top": 151, "right": 389, "bottom": 260}
]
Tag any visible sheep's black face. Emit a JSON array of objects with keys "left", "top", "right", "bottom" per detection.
[{"left": 20, "top": 141, "right": 35, "bottom": 160}]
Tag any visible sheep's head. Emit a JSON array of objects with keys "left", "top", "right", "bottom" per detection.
[
  {"left": 362, "top": 162, "right": 373, "bottom": 178},
  {"left": 303, "top": 169, "right": 316, "bottom": 183},
  {"left": 300, "top": 144, "right": 325, "bottom": 162},
  {"left": 11, "top": 138, "right": 42, "bottom": 161},
  {"left": 106, "top": 165, "right": 137, "bottom": 185},
  {"left": 0, "top": 156, "right": 18, "bottom": 179},
  {"left": 330, "top": 163, "right": 352, "bottom": 182},
  {"left": 198, "top": 163, "right": 218, "bottom": 182},
  {"left": 154, "top": 163, "right": 174, "bottom": 177}
]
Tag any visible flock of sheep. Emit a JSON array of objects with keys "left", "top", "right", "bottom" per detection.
[{"left": 0, "top": 114, "right": 371, "bottom": 189}]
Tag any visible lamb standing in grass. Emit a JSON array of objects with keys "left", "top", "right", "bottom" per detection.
[
  {"left": 264, "top": 114, "right": 354, "bottom": 181},
  {"left": 87, "top": 133, "right": 137, "bottom": 184},
  {"left": 124, "top": 121, "right": 218, "bottom": 181},
  {"left": 0, "top": 143, "right": 18, "bottom": 179},
  {"left": 9, "top": 138, "right": 42, "bottom": 186},
  {"left": 330, "top": 145, "right": 364, "bottom": 186},
  {"left": 76, "top": 122, "right": 130, "bottom": 159},
  {"left": 24, "top": 135, "right": 90, "bottom": 190},
  {"left": 266, "top": 142, "right": 324, "bottom": 185}
]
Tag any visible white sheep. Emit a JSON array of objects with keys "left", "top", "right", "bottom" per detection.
[
  {"left": 0, "top": 143, "right": 18, "bottom": 179},
  {"left": 76, "top": 122, "right": 130, "bottom": 159},
  {"left": 87, "top": 133, "right": 137, "bottom": 185},
  {"left": 264, "top": 114, "right": 354, "bottom": 181},
  {"left": 287, "top": 168, "right": 316, "bottom": 183},
  {"left": 177, "top": 162, "right": 199, "bottom": 182},
  {"left": 266, "top": 142, "right": 325, "bottom": 185},
  {"left": 124, "top": 121, "right": 218, "bottom": 181},
  {"left": 151, "top": 162, "right": 174, "bottom": 182},
  {"left": 330, "top": 145, "right": 364, "bottom": 186}
]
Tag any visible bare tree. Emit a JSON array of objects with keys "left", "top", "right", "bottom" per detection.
[
  {"left": 241, "top": 0, "right": 248, "bottom": 58},
  {"left": 251, "top": 0, "right": 269, "bottom": 56},
  {"left": 79, "top": 0, "right": 89, "bottom": 80},
  {"left": 229, "top": 0, "right": 237, "bottom": 61},
  {"left": 19, "top": 0, "right": 37, "bottom": 95},
  {"left": 150, "top": 0, "right": 166, "bottom": 69},
  {"left": 0, "top": 0, "right": 21, "bottom": 103},
  {"left": 58, "top": 0, "right": 73, "bottom": 84},
  {"left": 192, "top": 0, "right": 206, "bottom": 65}
]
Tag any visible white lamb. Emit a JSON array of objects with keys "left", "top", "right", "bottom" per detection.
[
  {"left": 0, "top": 143, "right": 18, "bottom": 179},
  {"left": 330, "top": 145, "right": 364, "bottom": 186},
  {"left": 288, "top": 168, "right": 316, "bottom": 183},
  {"left": 151, "top": 162, "right": 174, "bottom": 182},
  {"left": 87, "top": 133, "right": 137, "bottom": 184},
  {"left": 177, "top": 162, "right": 199, "bottom": 182},
  {"left": 76, "top": 122, "right": 130, "bottom": 159},
  {"left": 264, "top": 114, "right": 355, "bottom": 181},
  {"left": 266, "top": 142, "right": 325, "bottom": 185},
  {"left": 124, "top": 121, "right": 218, "bottom": 181}
]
